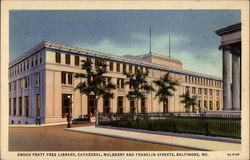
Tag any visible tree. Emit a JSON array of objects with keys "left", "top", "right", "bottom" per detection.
[
  {"left": 124, "top": 69, "right": 154, "bottom": 114},
  {"left": 154, "top": 73, "right": 179, "bottom": 114},
  {"left": 180, "top": 91, "right": 197, "bottom": 113},
  {"left": 75, "top": 58, "right": 116, "bottom": 116}
]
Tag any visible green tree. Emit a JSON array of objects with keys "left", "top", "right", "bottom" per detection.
[
  {"left": 180, "top": 91, "right": 197, "bottom": 113},
  {"left": 75, "top": 58, "right": 116, "bottom": 115},
  {"left": 154, "top": 73, "right": 179, "bottom": 114},
  {"left": 124, "top": 69, "right": 154, "bottom": 114}
]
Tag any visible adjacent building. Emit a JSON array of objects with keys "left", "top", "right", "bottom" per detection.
[{"left": 9, "top": 41, "right": 223, "bottom": 124}]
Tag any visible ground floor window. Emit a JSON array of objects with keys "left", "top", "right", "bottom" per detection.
[
  {"left": 141, "top": 98, "right": 146, "bottom": 113},
  {"left": 130, "top": 97, "right": 135, "bottom": 114},
  {"left": 117, "top": 96, "right": 123, "bottom": 114},
  {"left": 25, "top": 96, "right": 29, "bottom": 117},
  {"left": 103, "top": 96, "right": 110, "bottom": 114},
  {"left": 209, "top": 100, "right": 213, "bottom": 110},
  {"left": 13, "top": 98, "right": 16, "bottom": 116},
  {"left": 36, "top": 94, "right": 41, "bottom": 117},
  {"left": 19, "top": 97, "right": 22, "bottom": 116},
  {"left": 88, "top": 95, "right": 95, "bottom": 116},
  {"left": 216, "top": 101, "right": 220, "bottom": 110},
  {"left": 62, "top": 94, "right": 72, "bottom": 118}
]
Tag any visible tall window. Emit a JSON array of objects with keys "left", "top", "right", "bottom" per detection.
[
  {"left": 198, "top": 88, "right": 202, "bottom": 95},
  {"left": 75, "top": 56, "right": 79, "bottom": 66},
  {"left": 209, "top": 101, "right": 213, "bottom": 110},
  {"left": 35, "top": 73, "right": 40, "bottom": 85},
  {"left": 40, "top": 54, "right": 42, "bottom": 63},
  {"left": 123, "top": 64, "right": 126, "bottom": 73},
  {"left": 27, "top": 60, "right": 29, "bottom": 69},
  {"left": 25, "top": 96, "right": 29, "bottom": 117},
  {"left": 129, "top": 65, "right": 132, "bottom": 73},
  {"left": 216, "top": 90, "right": 219, "bottom": 96},
  {"left": 209, "top": 89, "right": 213, "bottom": 95},
  {"left": 216, "top": 101, "right": 220, "bottom": 110},
  {"left": 24, "top": 77, "right": 29, "bottom": 88},
  {"left": 121, "top": 79, "right": 124, "bottom": 89},
  {"left": 117, "top": 78, "right": 120, "bottom": 89},
  {"left": 56, "top": 52, "right": 61, "bottom": 63},
  {"left": 19, "top": 97, "right": 22, "bottom": 116},
  {"left": 116, "top": 63, "right": 120, "bottom": 72},
  {"left": 204, "top": 100, "right": 207, "bottom": 109},
  {"left": 103, "top": 96, "right": 110, "bottom": 113},
  {"left": 9, "top": 98, "right": 11, "bottom": 115},
  {"left": 117, "top": 96, "right": 123, "bottom": 114},
  {"left": 13, "top": 98, "right": 16, "bottom": 116},
  {"left": 36, "top": 94, "right": 41, "bottom": 117},
  {"left": 109, "top": 62, "right": 113, "bottom": 71},
  {"left": 130, "top": 97, "right": 135, "bottom": 113},
  {"left": 141, "top": 98, "right": 146, "bottom": 113},
  {"left": 185, "top": 86, "right": 190, "bottom": 92},
  {"left": 65, "top": 54, "right": 70, "bottom": 65},
  {"left": 204, "top": 89, "right": 207, "bottom": 95},
  {"left": 35, "top": 55, "right": 38, "bottom": 66},
  {"left": 192, "top": 87, "right": 196, "bottom": 94},
  {"left": 61, "top": 72, "right": 66, "bottom": 84},
  {"left": 68, "top": 73, "right": 72, "bottom": 85}
]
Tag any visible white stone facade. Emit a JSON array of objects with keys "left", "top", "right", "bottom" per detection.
[{"left": 9, "top": 41, "right": 223, "bottom": 124}]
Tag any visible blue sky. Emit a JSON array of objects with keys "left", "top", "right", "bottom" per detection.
[{"left": 10, "top": 10, "right": 240, "bottom": 77}]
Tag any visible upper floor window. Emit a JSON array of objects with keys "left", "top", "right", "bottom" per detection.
[
  {"left": 55, "top": 52, "right": 61, "bottom": 63},
  {"left": 129, "top": 65, "right": 132, "bottom": 73},
  {"left": 68, "top": 73, "right": 72, "bottom": 85},
  {"left": 24, "top": 77, "right": 29, "bottom": 88},
  {"left": 39, "top": 54, "right": 42, "bottom": 64},
  {"left": 75, "top": 56, "right": 79, "bottom": 66},
  {"left": 123, "top": 64, "right": 126, "bottom": 73},
  {"left": 198, "top": 88, "right": 202, "bottom": 95},
  {"left": 109, "top": 62, "right": 113, "bottom": 71},
  {"left": 216, "top": 90, "right": 219, "bottom": 96},
  {"left": 116, "top": 63, "right": 120, "bottom": 72},
  {"left": 65, "top": 54, "right": 70, "bottom": 65},
  {"left": 35, "top": 55, "right": 38, "bottom": 66},
  {"left": 204, "top": 89, "right": 207, "bottom": 95},
  {"left": 192, "top": 87, "right": 196, "bottom": 94},
  {"left": 61, "top": 72, "right": 66, "bottom": 84},
  {"left": 31, "top": 57, "right": 34, "bottom": 67},
  {"left": 209, "top": 89, "right": 213, "bottom": 95}
]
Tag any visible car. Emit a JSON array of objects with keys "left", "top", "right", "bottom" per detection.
[{"left": 72, "top": 114, "right": 90, "bottom": 124}]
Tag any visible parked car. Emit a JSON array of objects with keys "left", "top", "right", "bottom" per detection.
[{"left": 72, "top": 115, "right": 90, "bottom": 124}]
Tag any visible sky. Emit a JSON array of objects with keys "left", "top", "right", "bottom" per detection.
[{"left": 10, "top": 10, "right": 240, "bottom": 77}]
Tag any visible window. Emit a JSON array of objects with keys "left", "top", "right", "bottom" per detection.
[
  {"left": 23, "top": 62, "right": 26, "bottom": 71},
  {"left": 204, "top": 89, "right": 207, "bottom": 95},
  {"left": 9, "top": 83, "right": 11, "bottom": 92},
  {"left": 25, "top": 96, "right": 29, "bottom": 117},
  {"left": 216, "top": 90, "right": 219, "bottom": 96},
  {"left": 35, "top": 55, "right": 38, "bottom": 66},
  {"left": 19, "top": 97, "right": 22, "bottom": 116},
  {"left": 185, "top": 76, "right": 188, "bottom": 82},
  {"left": 123, "top": 64, "right": 126, "bottom": 73},
  {"left": 135, "top": 66, "right": 138, "bottom": 73},
  {"left": 40, "top": 54, "right": 42, "bottom": 63},
  {"left": 13, "top": 98, "right": 16, "bottom": 116},
  {"left": 117, "top": 78, "right": 120, "bottom": 89},
  {"left": 204, "top": 100, "right": 207, "bottom": 109},
  {"left": 216, "top": 101, "right": 220, "bottom": 110},
  {"left": 9, "top": 98, "right": 11, "bottom": 115},
  {"left": 117, "top": 96, "right": 123, "bottom": 114},
  {"left": 129, "top": 65, "right": 132, "bottom": 73},
  {"left": 198, "top": 88, "right": 202, "bottom": 95},
  {"left": 75, "top": 56, "right": 79, "bottom": 66},
  {"left": 31, "top": 57, "right": 34, "bottom": 67},
  {"left": 130, "top": 97, "right": 135, "bottom": 114},
  {"left": 141, "top": 98, "right": 146, "bottom": 113},
  {"left": 65, "top": 54, "right": 70, "bottom": 65},
  {"left": 68, "top": 73, "right": 72, "bottom": 85},
  {"left": 35, "top": 73, "right": 40, "bottom": 85},
  {"left": 185, "top": 86, "right": 190, "bottom": 92},
  {"left": 209, "top": 89, "right": 213, "bottom": 95},
  {"left": 14, "top": 82, "right": 16, "bottom": 91},
  {"left": 121, "top": 79, "right": 124, "bottom": 89},
  {"left": 116, "top": 63, "right": 120, "bottom": 72},
  {"left": 61, "top": 72, "right": 66, "bottom": 84},
  {"left": 56, "top": 52, "right": 61, "bottom": 63},
  {"left": 24, "top": 77, "right": 29, "bottom": 88},
  {"left": 18, "top": 79, "right": 22, "bottom": 89},
  {"left": 198, "top": 100, "right": 201, "bottom": 108},
  {"left": 209, "top": 101, "right": 213, "bottom": 110},
  {"left": 103, "top": 96, "right": 110, "bottom": 113},
  {"left": 27, "top": 60, "right": 29, "bottom": 69},
  {"left": 109, "top": 62, "right": 113, "bottom": 71},
  {"left": 192, "top": 87, "right": 196, "bottom": 94}
]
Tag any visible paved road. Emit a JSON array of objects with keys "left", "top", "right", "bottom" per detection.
[{"left": 9, "top": 124, "right": 192, "bottom": 151}]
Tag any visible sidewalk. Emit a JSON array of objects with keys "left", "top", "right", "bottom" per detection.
[
  {"left": 9, "top": 122, "right": 67, "bottom": 127},
  {"left": 65, "top": 125, "right": 241, "bottom": 151}
]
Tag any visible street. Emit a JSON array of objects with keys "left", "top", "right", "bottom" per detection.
[{"left": 9, "top": 124, "right": 191, "bottom": 151}]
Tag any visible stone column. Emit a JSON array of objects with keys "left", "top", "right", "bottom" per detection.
[
  {"left": 232, "top": 53, "right": 241, "bottom": 110},
  {"left": 222, "top": 46, "right": 232, "bottom": 110}
]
